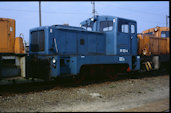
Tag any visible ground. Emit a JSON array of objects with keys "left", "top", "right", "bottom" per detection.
[{"left": 0, "top": 74, "right": 169, "bottom": 112}]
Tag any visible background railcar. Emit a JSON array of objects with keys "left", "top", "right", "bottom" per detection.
[
  {"left": 0, "top": 18, "right": 26, "bottom": 79},
  {"left": 137, "top": 26, "right": 170, "bottom": 71}
]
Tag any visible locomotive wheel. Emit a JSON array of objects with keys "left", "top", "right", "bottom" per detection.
[
  {"left": 88, "top": 66, "right": 97, "bottom": 81},
  {"left": 105, "top": 67, "right": 118, "bottom": 80},
  {"left": 107, "top": 72, "right": 118, "bottom": 81},
  {"left": 73, "top": 74, "right": 85, "bottom": 84},
  {"left": 89, "top": 66, "right": 96, "bottom": 76},
  {"left": 73, "top": 66, "right": 87, "bottom": 84}
]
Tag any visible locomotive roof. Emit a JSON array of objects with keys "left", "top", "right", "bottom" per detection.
[
  {"left": 52, "top": 25, "right": 104, "bottom": 34},
  {"left": 30, "top": 15, "right": 136, "bottom": 33},
  {"left": 30, "top": 24, "right": 103, "bottom": 34},
  {"left": 52, "top": 25, "right": 85, "bottom": 31},
  {"left": 80, "top": 15, "right": 136, "bottom": 25}
]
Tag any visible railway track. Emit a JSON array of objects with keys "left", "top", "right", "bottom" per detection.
[{"left": 0, "top": 69, "right": 169, "bottom": 97}]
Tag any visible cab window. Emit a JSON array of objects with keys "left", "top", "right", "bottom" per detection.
[
  {"left": 161, "top": 31, "right": 169, "bottom": 38},
  {"left": 118, "top": 20, "right": 129, "bottom": 33},
  {"left": 121, "top": 24, "right": 129, "bottom": 33},
  {"left": 100, "top": 21, "right": 113, "bottom": 32},
  {"left": 81, "top": 22, "right": 94, "bottom": 31},
  {"left": 131, "top": 25, "right": 135, "bottom": 34},
  {"left": 144, "top": 32, "right": 153, "bottom": 35}
]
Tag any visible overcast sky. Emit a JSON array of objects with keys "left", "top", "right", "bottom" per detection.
[{"left": 0, "top": 1, "right": 169, "bottom": 43}]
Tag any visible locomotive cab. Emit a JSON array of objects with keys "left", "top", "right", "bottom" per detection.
[
  {"left": 80, "top": 15, "right": 138, "bottom": 56},
  {"left": 80, "top": 16, "right": 140, "bottom": 70}
]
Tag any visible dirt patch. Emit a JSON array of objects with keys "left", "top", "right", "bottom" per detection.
[
  {"left": 122, "top": 98, "right": 169, "bottom": 112},
  {"left": 0, "top": 75, "right": 169, "bottom": 112}
]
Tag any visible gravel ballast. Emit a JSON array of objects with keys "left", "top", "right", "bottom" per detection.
[{"left": 0, "top": 74, "right": 169, "bottom": 112}]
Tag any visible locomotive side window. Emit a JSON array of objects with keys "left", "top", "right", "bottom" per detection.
[
  {"left": 30, "top": 31, "right": 39, "bottom": 52},
  {"left": 39, "top": 30, "right": 45, "bottom": 51},
  {"left": 100, "top": 21, "right": 113, "bottom": 32},
  {"left": 121, "top": 24, "right": 129, "bottom": 33},
  {"left": 131, "top": 25, "right": 135, "bottom": 33},
  {"left": 118, "top": 20, "right": 129, "bottom": 33},
  {"left": 81, "top": 24, "right": 87, "bottom": 29},
  {"left": 87, "top": 27, "right": 92, "bottom": 31},
  {"left": 81, "top": 22, "right": 93, "bottom": 31},
  {"left": 144, "top": 32, "right": 153, "bottom": 35},
  {"left": 161, "top": 31, "right": 169, "bottom": 38},
  {"left": 30, "top": 30, "right": 45, "bottom": 52}
]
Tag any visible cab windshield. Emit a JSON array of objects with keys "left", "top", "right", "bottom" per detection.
[{"left": 100, "top": 21, "right": 113, "bottom": 32}]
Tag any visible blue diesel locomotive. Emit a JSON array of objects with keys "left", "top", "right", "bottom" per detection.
[{"left": 27, "top": 15, "right": 140, "bottom": 80}]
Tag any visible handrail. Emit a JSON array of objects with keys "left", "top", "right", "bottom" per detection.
[{"left": 54, "top": 38, "right": 58, "bottom": 53}]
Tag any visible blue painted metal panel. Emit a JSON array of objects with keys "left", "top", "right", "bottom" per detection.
[
  {"left": 117, "top": 32, "right": 131, "bottom": 55},
  {"left": 59, "top": 56, "right": 71, "bottom": 75},
  {"left": 50, "top": 56, "right": 60, "bottom": 77},
  {"left": 114, "top": 18, "right": 118, "bottom": 55},
  {"left": 105, "top": 17, "right": 117, "bottom": 55},
  {"left": 130, "top": 22, "right": 138, "bottom": 56},
  {"left": 105, "top": 31, "right": 115, "bottom": 55},
  {"left": 133, "top": 56, "right": 140, "bottom": 71},
  {"left": 33, "top": 55, "right": 60, "bottom": 77},
  {"left": 57, "top": 30, "right": 66, "bottom": 55},
  {"left": 1, "top": 66, "right": 20, "bottom": 77},
  {"left": 66, "top": 32, "right": 77, "bottom": 54},
  {"left": 88, "top": 33, "right": 96, "bottom": 54},
  {"left": 96, "top": 34, "right": 106, "bottom": 54},
  {"left": 54, "top": 25, "right": 85, "bottom": 31},
  {"left": 48, "top": 27, "right": 105, "bottom": 56},
  {"left": 77, "top": 32, "right": 88, "bottom": 55},
  {"left": 56, "top": 30, "right": 77, "bottom": 55},
  {"left": 48, "top": 28, "right": 55, "bottom": 55},
  {"left": 69, "top": 55, "right": 132, "bottom": 75},
  {"left": 69, "top": 57, "right": 77, "bottom": 75}
]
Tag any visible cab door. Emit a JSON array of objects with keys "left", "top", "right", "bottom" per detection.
[
  {"left": 130, "top": 22, "right": 137, "bottom": 56},
  {"left": 117, "top": 19, "right": 131, "bottom": 55}
]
